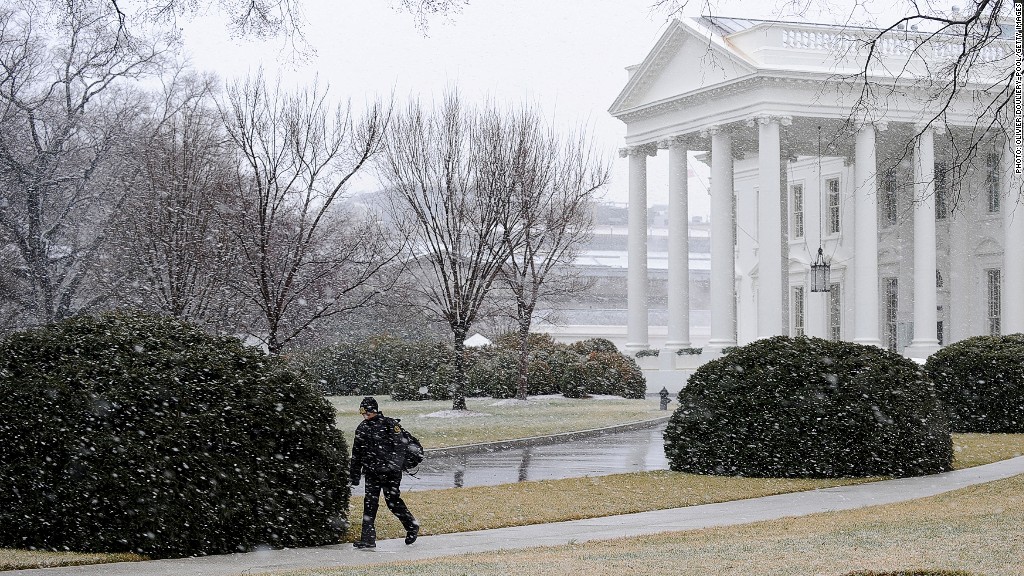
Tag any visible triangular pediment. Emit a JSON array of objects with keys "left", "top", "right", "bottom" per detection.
[{"left": 609, "top": 19, "right": 758, "bottom": 117}]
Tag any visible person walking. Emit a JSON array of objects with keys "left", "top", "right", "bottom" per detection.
[{"left": 349, "top": 396, "right": 419, "bottom": 549}]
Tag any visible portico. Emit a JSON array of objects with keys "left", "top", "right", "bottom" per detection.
[{"left": 610, "top": 16, "right": 1018, "bottom": 362}]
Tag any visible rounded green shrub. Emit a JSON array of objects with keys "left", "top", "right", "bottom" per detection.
[
  {"left": 427, "top": 361, "right": 457, "bottom": 400},
  {"left": 579, "top": 352, "right": 646, "bottom": 399},
  {"left": 0, "top": 312, "right": 349, "bottom": 558},
  {"left": 467, "top": 348, "right": 518, "bottom": 398},
  {"left": 297, "top": 342, "right": 390, "bottom": 396},
  {"left": 298, "top": 337, "right": 454, "bottom": 401},
  {"left": 665, "top": 336, "right": 952, "bottom": 478},
  {"left": 924, "top": 334, "right": 1024, "bottom": 432},
  {"left": 569, "top": 337, "right": 619, "bottom": 355},
  {"left": 493, "top": 331, "right": 559, "bottom": 351}
]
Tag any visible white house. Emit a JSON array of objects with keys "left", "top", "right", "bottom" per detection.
[{"left": 608, "top": 15, "right": 1021, "bottom": 365}]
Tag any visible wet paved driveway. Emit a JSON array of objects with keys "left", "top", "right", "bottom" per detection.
[{"left": 355, "top": 423, "right": 669, "bottom": 494}]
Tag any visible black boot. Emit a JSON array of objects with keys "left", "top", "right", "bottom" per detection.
[{"left": 405, "top": 522, "right": 419, "bottom": 545}]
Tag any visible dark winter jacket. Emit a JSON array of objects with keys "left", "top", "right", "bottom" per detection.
[{"left": 350, "top": 413, "right": 405, "bottom": 481}]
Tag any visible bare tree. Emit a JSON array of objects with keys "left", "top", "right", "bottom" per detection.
[
  {"left": 394, "top": 0, "right": 469, "bottom": 31},
  {"left": 0, "top": 1, "right": 168, "bottom": 328},
  {"left": 221, "top": 72, "right": 398, "bottom": 354},
  {"left": 81, "top": 0, "right": 468, "bottom": 46},
  {"left": 379, "top": 93, "right": 526, "bottom": 411},
  {"left": 501, "top": 118, "right": 610, "bottom": 400},
  {"left": 108, "top": 67, "right": 243, "bottom": 332}
]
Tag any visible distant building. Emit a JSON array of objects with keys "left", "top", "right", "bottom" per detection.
[
  {"left": 539, "top": 203, "right": 711, "bottom": 341},
  {"left": 607, "top": 15, "right": 1019, "bottom": 365}
]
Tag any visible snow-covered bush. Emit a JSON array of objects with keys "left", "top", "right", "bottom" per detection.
[
  {"left": 297, "top": 342, "right": 391, "bottom": 396},
  {"left": 492, "top": 331, "right": 559, "bottom": 351},
  {"left": 665, "top": 336, "right": 952, "bottom": 478},
  {"left": 542, "top": 346, "right": 583, "bottom": 395},
  {"left": 468, "top": 348, "right": 520, "bottom": 398},
  {"left": 299, "top": 336, "right": 446, "bottom": 397},
  {"left": 487, "top": 335, "right": 645, "bottom": 399},
  {"left": 578, "top": 352, "right": 646, "bottom": 399},
  {"left": 0, "top": 312, "right": 349, "bottom": 558},
  {"left": 568, "top": 337, "right": 619, "bottom": 355},
  {"left": 427, "top": 360, "right": 457, "bottom": 400},
  {"left": 924, "top": 333, "right": 1024, "bottom": 432}
]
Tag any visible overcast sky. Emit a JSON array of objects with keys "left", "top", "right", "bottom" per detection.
[{"left": 178, "top": 0, "right": 962, "bottom": 218}]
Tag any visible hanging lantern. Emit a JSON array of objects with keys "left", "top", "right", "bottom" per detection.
[
  {"left": 811, "top": 247, "right": 831, "bottom": 292},
  {"left": 810, "top": 126, "right": 831, "bottom": 293}
]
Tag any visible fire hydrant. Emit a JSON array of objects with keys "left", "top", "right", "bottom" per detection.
[{"left": 659, "top": 386, "right": 671, "bottom": 410}]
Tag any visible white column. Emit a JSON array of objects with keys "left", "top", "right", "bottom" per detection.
[
  {"left": 904, "top": 126, "right": 941, "bottom": 359},
  {"left": 704, "top": 127, "right": 737, "bottom": 357},
  {"left": 853, "top": 122, "right": 883, "bottom": 346},
  {"left": 754, "top": 115, "right": 788, "bottom": 338},
  {"left": 622, "top": 145, "right": 651, "bottom": 352},
  {"left": 1003, "top": 135, "right": 1024, "bottom": 333},
  {"left": 663, "top": 138, "right": 691, "bottom": 350}
]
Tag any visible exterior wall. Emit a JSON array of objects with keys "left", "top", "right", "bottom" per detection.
[
  {"left": 727, "top": 144, "right": 1009, "bottom": 351},
  {"left": 733, "top": 155, "right": 857, "bottom": 344}
]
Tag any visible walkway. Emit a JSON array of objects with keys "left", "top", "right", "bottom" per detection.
[{"left": 10, "top": 456, "right": 1024, "bottom": 576}]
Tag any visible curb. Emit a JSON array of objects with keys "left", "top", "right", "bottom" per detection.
[{"left": 425, "top": 415, "right": 671, "bottom": 458}]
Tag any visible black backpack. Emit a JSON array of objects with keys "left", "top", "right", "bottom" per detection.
[{"left": 383, "top": 416, "right": 424, "bottom": 473}]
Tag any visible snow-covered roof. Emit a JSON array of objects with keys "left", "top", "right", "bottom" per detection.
[{"left": 463, "top": 333, "right": 492, "bottom": 347}]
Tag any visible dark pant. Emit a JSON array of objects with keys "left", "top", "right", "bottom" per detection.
[{"left": 360, "top": 471, "right": 417, "bottom": 544}]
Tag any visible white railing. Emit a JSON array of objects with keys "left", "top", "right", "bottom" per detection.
[{"left": 779, "top": 24, "right": 1010, "bottom": 63}]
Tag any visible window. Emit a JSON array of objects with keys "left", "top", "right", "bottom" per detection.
[
  {"left": 790, "top": 183, "right": 804, "bottom": 239},
  {"left": 937, "top": 321, "right": 944, "bottom": 346},
  {"left": 885, "top": 277, "right": 899, "bottom": 351},
  {"left": 828, "top": 282, "right": 841, "bottom": 341},
  {"left": 987, "top": 268, "right": 1001, "bottom": 335},
  {"left": 936, "top": 269, "right": 944, "bottom": 288},
  {"left": 986, "top": 153, "right": 1001, "bottom": 213},
  {"left": 883, "top": 169, "right": 898, "bottom": 225},
  {"left": 826, "top": 178, "right": 840, "bottom": 234},
  {"left": 935, "top": 162, "right": 948, "bottom": 219},
  {"left": 792, "top": 286, "right": 805, "bottom": 337}
]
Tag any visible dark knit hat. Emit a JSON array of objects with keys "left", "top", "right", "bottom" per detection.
[{"left": 359, "top": 396, "right": 378, "bottom": 413}]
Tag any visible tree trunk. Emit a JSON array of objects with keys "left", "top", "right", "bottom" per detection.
[
  {"left": 515, "top": 318, "right": 531, "bottom": 400},
  {"left": 451, "top": 326, "right": 468, "bottom": 410}
]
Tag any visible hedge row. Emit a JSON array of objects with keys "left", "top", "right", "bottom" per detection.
[{"left": 296, "top": 335, "right": 646, "bottom": 400}]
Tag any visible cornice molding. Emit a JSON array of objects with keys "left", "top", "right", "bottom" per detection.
[{"left": 616, "top": 73, "right": 1003, "bottom": 129}]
